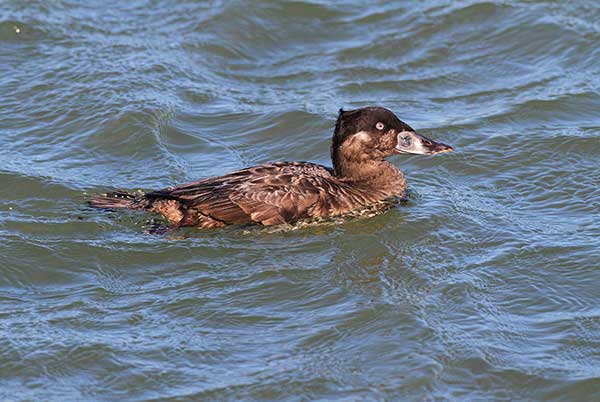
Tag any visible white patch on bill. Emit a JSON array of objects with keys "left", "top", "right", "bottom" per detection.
[{"left": 396, "top": 131, "right": 426, "bottom": 154}]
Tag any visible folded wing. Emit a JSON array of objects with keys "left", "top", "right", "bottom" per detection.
[{"left": 145, "top": 162, "right": 338, "bottom": 226}]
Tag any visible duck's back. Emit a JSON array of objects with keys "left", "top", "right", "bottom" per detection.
[{"left": 144, "top": 161, "right": 340, "bottom": 227}]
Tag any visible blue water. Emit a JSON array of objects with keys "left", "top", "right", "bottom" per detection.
[{"left": 1, "top": 1, "right": 599, "bottom": 400}]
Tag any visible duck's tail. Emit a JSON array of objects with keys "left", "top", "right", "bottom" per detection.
[{"left": 88, "top": 191, "right": 143, "bottom": 210}]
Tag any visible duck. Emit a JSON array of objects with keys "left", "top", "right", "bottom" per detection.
[{"left": 89, "top": 106, "right": 453, "bottom": 228}]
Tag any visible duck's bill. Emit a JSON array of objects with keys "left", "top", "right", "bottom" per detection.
[{"left": 395, "top": 131, "right": 454, "bottom": 155}]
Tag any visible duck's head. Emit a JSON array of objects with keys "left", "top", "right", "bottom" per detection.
[{"left": 332, "top": 107, "right": 453, "bottom": 164}]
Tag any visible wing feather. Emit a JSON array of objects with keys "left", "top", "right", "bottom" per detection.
[{"left": 144, "top": 162, "right": 337, "bottom": 225}]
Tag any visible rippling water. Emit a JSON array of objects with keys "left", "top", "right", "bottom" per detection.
[{"left": 1, "top": 0, "right": 599, "bottom": 400}]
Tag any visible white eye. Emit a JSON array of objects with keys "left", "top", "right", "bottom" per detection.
[{"left": 375, "top": 122, "right": 384, "bottom": 130}]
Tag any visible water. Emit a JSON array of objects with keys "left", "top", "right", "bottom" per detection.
[{"left": 1, "top": 0, "right": 599, "bottom": 400}]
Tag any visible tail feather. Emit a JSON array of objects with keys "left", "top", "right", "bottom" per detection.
[{"left": 88, "top": 191, "right": 141, "bottom": 210}]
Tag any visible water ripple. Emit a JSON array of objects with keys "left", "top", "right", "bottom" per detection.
[{"left": 1, "top": 0, "right": 600, "bottom": 400}]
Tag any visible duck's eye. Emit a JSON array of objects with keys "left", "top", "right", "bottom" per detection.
[
  {"left": 375, "top": 122, "right": 384, "bottom": 130},
  {"left": 402, "top": 136, "right": 412, "bottom": 146}
]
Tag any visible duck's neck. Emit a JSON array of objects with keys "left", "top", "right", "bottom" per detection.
[{"left": 332, "top": 150, "right": 406, "bottom": 197}]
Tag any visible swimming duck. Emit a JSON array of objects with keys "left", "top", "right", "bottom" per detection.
[{"left": 89, "top": 107, "right": 453, "bottom": 228}]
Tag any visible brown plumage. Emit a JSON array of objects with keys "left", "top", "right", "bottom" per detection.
[{"left": 89, "top": 107, "right": 453, "bottom": 228}]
